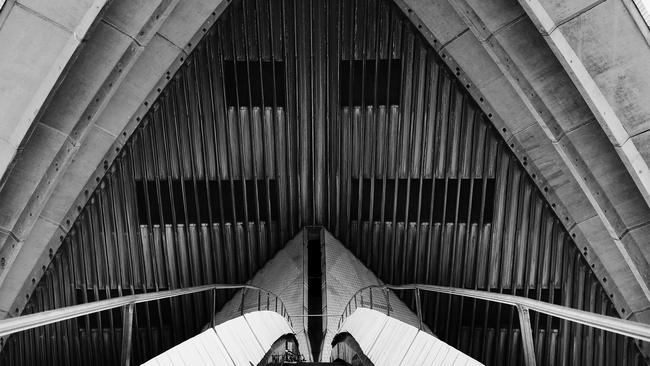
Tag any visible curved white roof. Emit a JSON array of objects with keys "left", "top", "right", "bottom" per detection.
[
  {"left": 336, "top": 308, "right": 483, "bottom": 366},
  {"left": 142, "top": 310, "right": 294, "bottom": 366}
]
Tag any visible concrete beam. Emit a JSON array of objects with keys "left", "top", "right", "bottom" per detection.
[
  {"left": 0, "top": 0, "right": 230, "bottom": 319},
  {"left": 397, "top": 0, "right": 650, "bottom": 339},
  {"left": 0, "top": 0, "right": 108, "bottom": 183},
  {"left": 518, "top": 0, "right": 650, "bottom": 212}
]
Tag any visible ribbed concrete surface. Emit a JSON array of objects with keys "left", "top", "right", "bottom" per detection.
[
  {"left": 142, "top": 310, "right": 293, "bottom": 365},
  {"left": 322, "top": 230, "right": 426, "bottom": 361},
  {"left": 334, "top": 308, "right": 482, "bottom": 366},
  {"left": 1, "top": 1, "right": 650, "bottom": 349},
  {"left": 210, "top": 228, "right": 428, "bottom": 362},
  {"left": 211, "top": 231, "right": 311, "bottom": 360}
]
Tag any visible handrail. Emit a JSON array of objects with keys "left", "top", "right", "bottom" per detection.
[
  {"left": 0, "top": 283, "right": 293, "bottom": 365},
  {"left": 338, "top": 284, "right": 650, "bottom": 366}
]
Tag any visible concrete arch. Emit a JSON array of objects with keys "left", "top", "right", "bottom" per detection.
[{"left": 0, "top": 0, "right": 649, "bottom": 345}]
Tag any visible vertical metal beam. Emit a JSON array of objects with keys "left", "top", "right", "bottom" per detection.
[
  {"left": 517, "top": 304, "right": 537, "bottom": 366},
  {"left": 414, "top": 288, "right": 422, "bottom": 330},
  {"left": 210, "top": 289, "right": 216, "bottom": 328},
  {"left": 120, "top": 304, "right": 135, "bottom": 366}
]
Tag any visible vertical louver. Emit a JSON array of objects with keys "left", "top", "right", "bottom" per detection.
[{"left": 1, "top": 0, "right": 645, "bottom": 365}]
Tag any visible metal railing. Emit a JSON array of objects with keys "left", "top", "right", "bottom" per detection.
[
  {"left": 0, "top": 284, "right": 292, "bottom": 366},
  {"left": 338, "top": 284, "right": 650, "bottom": 366}
]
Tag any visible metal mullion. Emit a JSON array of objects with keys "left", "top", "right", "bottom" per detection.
[
  {"left": 481, "top": 142, "right": 505, "bottom": 362},
  {"left": 127, "top": 145, "right": 153, "bottom": 357},
  {"left": 422, "top": 55, "right": 442, "bottom": 317},
  {"left": 143, "top": 122, "right": 169, "bottom": 345},
  {"left": 378, "top": 0, "right": 396, "bottom": 282},
  {"left": 389, "top": 11, "right": 408, "bottom": 287},
  {"left": 254, "top": 0, "right": 274, "bottom": 261},
  {"left": 266, "top": 0, "right": 285, "bottom": 246},
  {"left": 354, "top": 0, "right": 370, "bottom": 254},
  {"left": 396, "top": 32, "right": 417, "bottom": 293},
  {"left": 524, "top": 197, "right": 542, "bottom": 307},
  {"left": 545, "top": 220, "right": 560, "bottom": 364},
  {"left": 86, "top": 203, "right": 106, "bottom": 363},
  {"left": 309, "top": 0, "right": 317, "bottom": 226},
  {"left": 159, "top": 95, "right": 181, "bottom": 286},
  {"left": 243, "top": 0, "right": 265, "bottom": 272},
  {"left": 468, "top": 121, "right": 489, "bottom": 357},
  {"left": 444, "top": 109, "right": 464, "bottom": 343},
  {"left": 156, "top": 92, "right": 185, "bottom": 349},
  {"left": 73, "top": 217, "right": 93, "bottom": 363},
  {"left": 364, "top": 0, "right": 383, "bottom": 267},
  {"left": 34, "top": 287, "right": 45, "bottom": 366},
  {"left": 506, "top": 170, "right": 531, "bottom": 366},
  {"left": 411, "top": 46, "right": 433, "bottom": 286},
  {"left": 106, "top": 173, "right": 131, "bottom": 360},
  {"left": 433, "top": 80, "right": 453, "bottom": 336},
  {"left": 178, "top": 62, "right": 207, "bottom": 330},
  {"left": 204, "top": 28, "right": 229, "bottom": 288},
  {"left": 44, "top": 272, "right": 56, "bottom": 365},
  {"left": 493, "top": 150, "right": 518, "bottom": 365},
  {"left": 115, "top": 157, "right": 144, "bottom": 357},
  {"left": 343, "top": 0, "right": 355, "bottom": 245},
  {"left": 291, "top": 0, "right": 303, "bottom": 231},
  {"left": 324, "top": 0, "right": 334, "bottom": 233},
  {"left": 168, "top": 77, "right": 196, "bottom": 339},
  {"left": 456, "top": 103, "right": 477, "bottom": 348},
  {"left": 178, "top": 67, "right": 204, "bottom": 284},
  {"left": 52, "top": 269, "right": 65, "bottom": 364},
  {"left": 228, "top": 5, "right": 253, "bottom": 281},
  {"left": 215, "top": 19, "right": 240, "bottom": 286},
  {"left": 279, "top": 0, "right": 296, "bottom": 238},
  {"left": 400, "top": 33, "right": 424, "bottom": 292},
  {"left": 332, "top": 0, "right": 343, "bottom": 237},
  {"left": 51, "top": 253, "right": 67, "bottom": 364},
  {"left": 107, "top": 172, "right": 126, "bottom": 298},
  {"left": 64, "top": 237, "right": 83, "bottom": 365},
  {"left": 97, "top": 185, "right": 118, "bottom": 364},
  {"left": 192, "top": 47, "right": 219, "bottom": 317},
  {"left": 216, "top": 17, "right": 243, "bottom": 284},
  {"left": 528, "top": 196, "right": 546, "bottom": 363},
  {"left": 152, "top": 94, "right": 185, "bottom": 348},
  {"left": 534, "top": 208, "right": 550, "bottom": 364},
  {"left": 62, "top": 245, "right": 78, "bottom": 365}
]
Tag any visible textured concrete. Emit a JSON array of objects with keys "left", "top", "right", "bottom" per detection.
[
  {"left": 322, "top": 230, "right": 425, "bottom": 362},
  {"left": 0, "top": 0, "right": 230, "bottom": 319},
  {"left": 392, "top": 2, "right": 650, "bottom": 351},
  {"left": 0, "top": 0, "right": 107, "bottom": 180},
  {"left": 212, "top": 228, "right": 425, "bottom": 362},
  {"left": 212, "top": 232, "right": 311, "bottom": 360},
  {"left": 0, "top": 1, "right": 649, "bottom": 359}
]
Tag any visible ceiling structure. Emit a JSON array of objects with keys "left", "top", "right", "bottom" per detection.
[{"left": 0, "top": 0, "right": 649, "bottom": 364}]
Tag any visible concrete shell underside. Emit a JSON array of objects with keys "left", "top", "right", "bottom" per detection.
[{"left": 0, "top": 0, "right": 650, "bottom": 363}]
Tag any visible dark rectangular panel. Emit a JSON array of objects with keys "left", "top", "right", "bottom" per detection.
[
  {"left": 136, "top": 179, "right": 278, "bottom": 225},
  {"left": 340, "top": 59, "right": 401, "bottom": 106},
  {"left": 350, "top": 178, "right": 495, "bottom": 222},
  {"left": 223, "top": 60, "right": 286, "bottom": 106}
]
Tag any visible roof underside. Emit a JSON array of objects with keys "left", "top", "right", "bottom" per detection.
[{"left": 0, "top": 0, "right": 649, "bottom": 361}]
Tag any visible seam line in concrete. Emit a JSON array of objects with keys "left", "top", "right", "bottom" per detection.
[
  {"left": 619, "top": 219, "right": 650, "bottom": 240},
  {"left": 491, "top": 13, "right": 528, "bottom": 38},
  {"left": 547, "top": 0, "right": 608, "bottom": 35},
  {"left": 629, "top": 126, "right": 650, "bottom": 140},
  {"left": 440, "top": 28, "right": 469, "bottom": 51},
  {"left": 101, "top": 18, "right": 141, "bottom": 46},
  {"left": 156, "top": 31, "right": 188, "bottom": 55},
  {"left": 93, "top": 123, "right": 118, "bottom": 139},
  {"left": 35, "top": 121, "right": 70, "bottom": 141},
  {"left": 14, "top": 1, "right": 73, "bottom": 33},
  {"left": 630, "top": 306, "right": 650, "bottom": 320}
]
